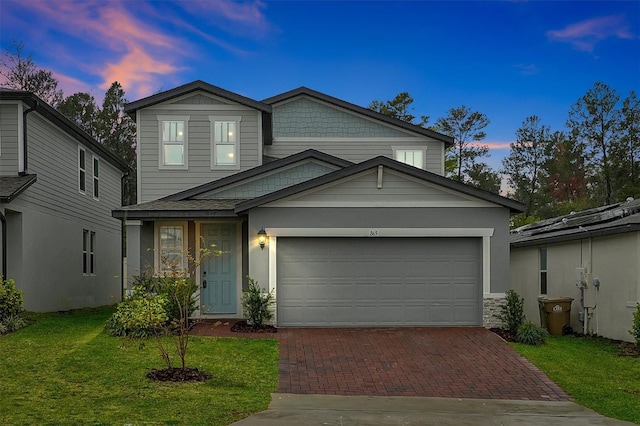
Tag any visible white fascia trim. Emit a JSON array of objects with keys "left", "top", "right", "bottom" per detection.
[
  {"left": 125, "top": 220, "right": 143, "bottom": 227},
  {"left": 265, "top": 201, "right": 495, "bottom": 208},
  {"left": 265, "top": 227, "right": 494, "bottom": 237},
  {"left": 274, "top": 136, "right": 431, "bottom": 143}
]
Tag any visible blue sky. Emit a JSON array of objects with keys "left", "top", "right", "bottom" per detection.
[{"left": 1, "top": 0, "right": 639, "bottom": 171}]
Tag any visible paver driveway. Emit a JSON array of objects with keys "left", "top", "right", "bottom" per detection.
[{"left": 192, "top": 323, "right": 569, "bottom": 401}]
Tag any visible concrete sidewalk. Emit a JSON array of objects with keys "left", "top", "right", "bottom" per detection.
[{"left": 230, "top": 393, "right": 635, "bottom": 426}]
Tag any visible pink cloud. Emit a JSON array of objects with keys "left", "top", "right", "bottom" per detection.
[
  {"left": 178, "top": 0, "right": 269, "bottom": 34},
  {"left": 546, "top": 15, "right": 635, "bottom": 52},
  {"left": 470, "top": 141, "right": 512, "bottom": 150}
]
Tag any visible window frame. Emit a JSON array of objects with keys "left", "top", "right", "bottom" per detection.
[
  {"left": 158, "top": 116, "right": 190, "bottom": 170},
  {"left": 155, "top": 222, "right": 188, "bottom": 274},
  {"left": 82, "top": 229, "right": 96, "bottom": 276},
  {"left": 92, "top": 155, "right": 100, "bottom": 200},
  {"left": 539, "top": 247, "right": 548, "bottom": 295},
  {"left": 78, "top": 146, "right": 86, "bottom": 194},
  {"left": 210, "top": 116, "right": 241, "bottom": 170},
  {"left": 392, "top": 146, "right": 427, "bottom": 169}
]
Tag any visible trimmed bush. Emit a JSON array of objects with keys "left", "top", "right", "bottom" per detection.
[
  {"left": 517, "top": 321, "right": 549, "bottom": 345},
  {"left": 0, "top": 276, "right": 26, "bottom": 334},
  {"left": 498, "top": 289, "right": 526, "bottom": 334},
  {"left": 241, "top": 276, "right": 274, "bottom": 328},
  {"left": 630, "top": 303, "right": 640, "bottom": 346},
  {"left": 106, "top": 290, "right": 169, "bottom": 338}
]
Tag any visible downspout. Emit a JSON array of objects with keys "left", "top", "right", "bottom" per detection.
[
  {"left": 20, "top": 101, "right": 38, "bottom": 176},
  {"left": 0, "top": 210, "right": 6, "bottom": 279}
]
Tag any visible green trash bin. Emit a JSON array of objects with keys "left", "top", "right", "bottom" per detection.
[{"left": 538, "top": 297, "right": 573, "bottom": 336}]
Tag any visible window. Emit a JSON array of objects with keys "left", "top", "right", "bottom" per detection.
[
  {"left": 79, "top": 147, "right": 86, "bottom": 193},
  {"left": 539, "top": 247, "right": 547, "bottom": 295},
  {"left": 92, "top": 156, "right": 99, "bottom": 200},
  {"left": 83, "top": 230, "right": 95, "bottom": 275},
  {"left": 394, "top": 148, "right": 425, "bottom": 169},
  {"left": 210, "top": 116, "right": 241, "bottom": 169},
  {"left": 158, "top": 116, "right": 189, "bottom": 169},
  {"left": 159, "top": 225, "right": 185, "bottom": 272}
]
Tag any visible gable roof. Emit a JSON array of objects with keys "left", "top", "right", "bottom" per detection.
[
  {"left": 112, "top": 198, "right": 244, "bottom": 219},
  {"left": 235, "top": 156, "right": 525, "bottom": 214},
  {"left": 124, "top": 80, "right": 272, "bottom": 116},
  {"left": 262, "top": 87, "right": 454, "bottom": 147},
  {"left": 0, "top": 89, "right": 129, "bottom": 173},
  {"left": 0, "top": 174, "right": 37, "bottom": 203},
  {"left": 511, "top": 199, "right": 640, "bottom": 247},
  {"left": 162, "top": 149, "right": 353, "bottom": 201}
]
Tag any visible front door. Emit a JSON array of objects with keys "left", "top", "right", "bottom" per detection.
[{"left": 201, "top": 223, "right": 238, "bottom": 314}]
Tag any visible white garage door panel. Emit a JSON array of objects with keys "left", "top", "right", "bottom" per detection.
[{"left": 277, "top": 237, "right": 482, "bottom": 326}]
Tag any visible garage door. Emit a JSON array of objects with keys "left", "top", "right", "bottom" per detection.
[{"left": 276, "top": 237, "right": 482, "bottom": 326}]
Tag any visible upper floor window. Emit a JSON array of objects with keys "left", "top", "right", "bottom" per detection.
[
  {"left": 539, "top": 247, "right": 548, "bottom": 295},
  {"left": 394, "top": 147, "right": 425, "bottom": 169},
  {"left": 78, "top": 147, "right": 86, "bottom": 194},
  {"left": 92, "top": 156, "right": 99, "bottom": 200},
  {"left": 158, "top": 116, "right": 190, "bottom": 169},
  {"left": 210, "top": 116, "right": 241, "bottom": 170}
]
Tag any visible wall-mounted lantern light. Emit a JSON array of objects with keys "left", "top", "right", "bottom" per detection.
[{"left": 257, "top": 228, "right": 268, "bottom": 250}]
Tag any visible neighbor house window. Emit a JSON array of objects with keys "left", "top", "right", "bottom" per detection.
[
  {"left": 158, "top": 224, "right": 185, "bottom": 272},
  {"left": 92, "top": 156, "right": 99, "bottom": 200},
  {"left": 394, "top": 148, "right": 425, "bottom": 169},
  {"left": 83, "top": 230, "right": 95, "bottom": 275},
  {"left": 158, "top": 116, "right": 190, "bottom": 169},
  {"left": 79, "top": 147, "right": 86, "bottom": 194},
  {"left": 210, "top": 116, "right": 241, "bottom": 169},
  {"left": 539, "top": 247, "right": 547, "bottom": 295}
]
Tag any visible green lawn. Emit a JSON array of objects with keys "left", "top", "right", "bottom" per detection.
[
  {"left": 0, "top": 307, "right": 279, "bottom": 426},
  {"left": 513, "top": 336, "right": 640, "bottom": 424}
]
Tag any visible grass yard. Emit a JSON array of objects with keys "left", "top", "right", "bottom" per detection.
[
  {"left": 513, "top": 336, "right": 640, "bottom": 424},
  {"left": 0, "top": 307, "right": 279, "bottom": 426}
]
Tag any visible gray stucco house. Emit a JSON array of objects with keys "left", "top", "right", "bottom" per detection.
[
  {"left": 510, "top": 199, "right": 640, "bottom": 342},
  {"left": 0, "top": 89, "right": 128, "bottom": 312},
  {"left": 114, "top": 81, "right": 524, "bottom": 327}
]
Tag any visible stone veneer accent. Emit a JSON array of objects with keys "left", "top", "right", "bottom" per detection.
[{"left": 483, "top": 296, "right": 505, "bottom": 328}]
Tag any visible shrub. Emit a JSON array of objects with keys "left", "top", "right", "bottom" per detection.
[
  {"left": 498, "top": 289, "right": 526, "bottom": 334},
  {"left": 517, "top": 321, "right": 549, "bottom": 345},
  {"left": 106, "top": 292, "right": 169, "bottom": 338},
  {"left": 241, "top": 276, "right": 274, "bottom": 328},
  {"left": 630, "top": 303, "right": 640, "bottom": 346},
  {"left": 0, "top": 276, "right": 24, "bottom": 320},
  {"left": 131, "top": 274, "right": 197, "bottom": 326}
]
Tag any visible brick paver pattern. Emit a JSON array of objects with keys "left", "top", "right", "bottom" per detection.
[{"left": 192, "top": 323, "right": 569, "bottom": 401}]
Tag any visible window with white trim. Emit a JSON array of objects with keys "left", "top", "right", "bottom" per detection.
[
  {"left": 92, "top": 156, "right": 99, "bottom": 200},
  {"left": 158, "top": 116, "right": 190, "bottom": 169},
  {"left": 83, "top": 230, "right": 96, "bottom": 275},
  {"left": 539, "top": 247, "right": 548, "bottom": 295},
  {"left": 210, "top": 116, "right": 241, "bottom": 169},
  {"left": 393, "top": 147, "right": 425, "bottom": 169},
  {"left": 79, "top": 147, "right": 86, "bottom": 193},
  {"left": 158, "top": 224, "right": 185, "bottom": 273}
]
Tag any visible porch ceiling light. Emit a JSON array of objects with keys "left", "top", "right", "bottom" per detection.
[{"left": 257, "top": 228, "right": 268, "bottom": 250}]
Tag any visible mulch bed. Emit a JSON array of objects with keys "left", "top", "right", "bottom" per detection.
[
  {"left": 146, "top": 367, "right": 211, "bottom": 382},
  {"left": 489, "top": 327, "right": 516, "bottom": 342},
  {"left": 230, "top": 320, "right": 277, "bottom": 333}
]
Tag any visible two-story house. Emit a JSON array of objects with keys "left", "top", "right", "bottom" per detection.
[
  {"left": 0, "top": 89, "right": 128, "bottom": 312},
  {"left": 114, "top": 81, "right": 524, "bottom": 327}
]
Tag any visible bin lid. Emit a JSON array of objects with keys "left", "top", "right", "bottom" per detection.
[{"left": 541, "top": 297, "right": 574, "bottom": 303}]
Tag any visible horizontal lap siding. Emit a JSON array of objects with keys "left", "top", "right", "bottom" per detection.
[
  {"left": 0, "top": 103, "right": 19, "bottom": 174},
  {"left": 18, "top": 113, "right": 122, "bottom": 234},
  {"left": 139, "top": 108, "right": 260, "bottom": 202}
]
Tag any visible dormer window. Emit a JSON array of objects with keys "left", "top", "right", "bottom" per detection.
[
  {"left": 393, "top": 147, "right": 426, "bottom": 169},
  {"left": 210, "top": 116, "right": 241, "bottom": 170},
  {"left": 158, "top": 116, "right": 190, "bottom": 169}
]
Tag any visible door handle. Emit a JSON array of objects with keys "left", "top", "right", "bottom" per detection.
[{"left": 202, "top": 280, "right": 207, "bottom": 288}]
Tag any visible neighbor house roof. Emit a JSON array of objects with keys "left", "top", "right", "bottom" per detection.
[
  {"left": 234, "top": 155, "right": 525, "bottom": 214},
  {"left": 510, "top": 199, "right": 640, "bottom": 248},
  {"left": 0, "top": 174, "right": 37, "bottom": 203},
  {"left": 112, "top": 199, "right": 246, "bottom": 219},
  {"left": 262, "top": 87, "right": 455, "bottom": 147},
  {"left": 0, "top": 89, "right": 130, "bottom": 173}
]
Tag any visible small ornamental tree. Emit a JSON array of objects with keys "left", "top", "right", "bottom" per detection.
[
  {"left": 630, "top": 303, "right": 640, "bottom": 346},
  {"left": 241, "top": 276, "right": 274, "bottom": 329},
  {"left": 498, "top": 290, "right": 526, "bottom": 335}
]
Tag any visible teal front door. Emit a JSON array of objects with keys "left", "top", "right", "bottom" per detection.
[{"left": 201, "top": 223, "right": 238, "bottom": 314}]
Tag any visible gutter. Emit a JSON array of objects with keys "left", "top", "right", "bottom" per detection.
[
  {"left": 0, "top": 210, "right": 5, "bottom": 279},
  {"left": 20, "top": 101, "right": 38, "bottom": 176}
]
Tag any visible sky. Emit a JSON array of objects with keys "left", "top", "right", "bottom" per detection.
[{"left": 1, "top": 0, "right": 639, "bottom": 172}]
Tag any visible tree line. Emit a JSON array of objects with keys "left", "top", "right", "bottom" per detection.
[
  {"left": 369, "top": 85, "right": 639, "bottom": 226},
  {"left": 2, "top": 41, "right": 638, "bottom": 223}
]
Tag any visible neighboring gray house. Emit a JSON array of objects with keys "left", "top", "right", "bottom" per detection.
[
  {"left": 0, "top": 89, "right": 128, "bottom": 312},
  {"left": 114, "top": 80, "right": 524, "bottom": 327},
  {"left": 510, "top": 199, "right": 640, "bottom": 342}
]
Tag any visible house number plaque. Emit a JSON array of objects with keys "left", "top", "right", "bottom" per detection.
[{"left": 369, "top": 230, "right": 379, "bottom": 236}]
